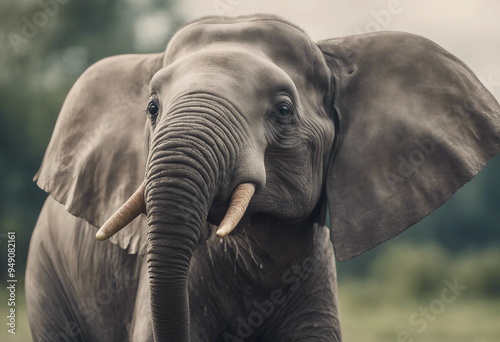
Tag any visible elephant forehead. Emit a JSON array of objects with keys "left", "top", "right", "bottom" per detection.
[
  {"left": 163, "top": 15, "right": 330, "bottom": 93},
  {"left": 152, "top": 48, "right": 296, "bottom": 95}
]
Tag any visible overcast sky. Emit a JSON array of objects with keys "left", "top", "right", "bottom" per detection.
[{"left": 177, "top": 0, "right": 500, "bottom": 100}]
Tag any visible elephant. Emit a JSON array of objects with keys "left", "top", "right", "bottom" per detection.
[{"left": 26, "top": 14, "right": 500, "bottom": 342}]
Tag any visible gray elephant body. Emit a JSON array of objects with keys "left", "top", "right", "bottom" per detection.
[
  {"left": 26, "top": 14, "right": 500, "bottom": 342},
  {"left": 27, "top": 197, "right": 339, "bottom": 341}
]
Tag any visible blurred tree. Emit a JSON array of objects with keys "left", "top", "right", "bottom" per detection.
[{"left": 0, "top": 0, "right": 183, "bottom": 276}]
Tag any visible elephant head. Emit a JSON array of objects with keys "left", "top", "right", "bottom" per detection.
[{"left": 35, "top": 14, "right": 500, "bottom": 341}]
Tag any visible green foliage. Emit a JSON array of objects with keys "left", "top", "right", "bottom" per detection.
[
  {"left": 451, "top": 248, "right": 500, "bottom": 297},
  {"left": 369, "top": 243, "right": 451, "bottom": 300},
  {"left": 339, "top": 242, "right": 500, "bottom": 301}
]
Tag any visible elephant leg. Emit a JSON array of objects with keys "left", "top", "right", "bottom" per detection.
[
  {"left": 130, "top": 258, "right": 154, "bottom": 342},
  {"left": 272, "top": 226, "right": 342, "bottom": 342},
  {"left": 26, "top": 198, "right": 90, "bottom": 341},
  {"left": 26, "top": 197, "right": 142, "bottom": 341},
  {"left": 271, "top": 287, "right": 342, "bottom": 342}
]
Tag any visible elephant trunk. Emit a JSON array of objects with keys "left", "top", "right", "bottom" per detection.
[
  {"left": 145, "top": 94, "right": 247, "bottom": 341},
  {"left": 146, "top": 178, "right": 205, "bottom": 342}
]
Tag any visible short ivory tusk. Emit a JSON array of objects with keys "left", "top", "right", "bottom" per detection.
[
  {"left": 95, "top": 182, "right": 146, "bottom": 241},
  {"left": 216, "top": 183, "right": 255, "bottom": 238}
]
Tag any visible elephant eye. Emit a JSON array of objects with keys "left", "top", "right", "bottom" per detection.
[
  {"left": 277, "top": 104, "right": 292, "bottom": 117},
  {"left": 147, "top": 100, "right": 159, "bottom": 117}
]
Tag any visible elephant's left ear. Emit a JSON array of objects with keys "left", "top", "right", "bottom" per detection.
[
  {"left": 34, "top": 53, "right": 164, "bottom": 253},
  {"left": 318, "top": 32, "right": 500, "bottom": 261}
]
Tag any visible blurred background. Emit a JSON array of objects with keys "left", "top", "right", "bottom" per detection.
[{"left": 1, "top": 0, "right": 499, "bottom": 341}]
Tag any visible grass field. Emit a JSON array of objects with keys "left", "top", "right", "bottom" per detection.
[{"left": 338, "top": 280, "right": 500, "bottom": 342}]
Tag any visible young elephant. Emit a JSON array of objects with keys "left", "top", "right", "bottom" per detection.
[{"left": 26, "top": 14, "right": 500, "bottom": 342}]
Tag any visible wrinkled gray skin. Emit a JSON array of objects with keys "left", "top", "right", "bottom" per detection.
[{"left": 26, "top": 15, "right": 500, "bottom": 342}]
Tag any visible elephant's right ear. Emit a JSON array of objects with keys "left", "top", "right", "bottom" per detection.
[
  {"left": 35, "top": 53, "right": 164, "bottom": 253},
  {"left": 318, "top": 32, "right": 500, "bottom": 261}
]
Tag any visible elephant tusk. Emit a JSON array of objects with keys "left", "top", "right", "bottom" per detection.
[
  {"left": 95, "top": 182, "right": 146, "bottom": 241},
  {"left": 216, "top": 183, "right": 255, "bottom": 238}
]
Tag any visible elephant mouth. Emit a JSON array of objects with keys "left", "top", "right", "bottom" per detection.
[
  {"left": 206, "top": 206, "right": 252, "bottom": 237},
  {"left": 207, "top": 182, "right": 255, "bottom": 238},
  {"left": 95, "top": 182, "right": 255, "bottom": 241}
]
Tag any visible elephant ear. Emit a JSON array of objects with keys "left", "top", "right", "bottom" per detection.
[
  {"left": 318, "top": 32, "right": 500, "bottom": 261},
  {"left": 35, "top": 53, "right": 164, "bottom": 253}
]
